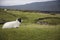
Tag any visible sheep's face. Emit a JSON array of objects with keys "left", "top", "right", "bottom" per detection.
[{"left": 18, "top": 18, "right": 21, "bottom": 22}]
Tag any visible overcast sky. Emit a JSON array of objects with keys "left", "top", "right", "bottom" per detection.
[{"left": 0, "top": 0, "right": 56, "bottom": 6}]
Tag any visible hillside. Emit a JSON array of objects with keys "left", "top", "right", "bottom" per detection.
[
  {"left": 0, "top": 8, "right": 60, "bottom": 24},
  {"left": 0, "top": 9, "right": 60, "bottom": 40}
]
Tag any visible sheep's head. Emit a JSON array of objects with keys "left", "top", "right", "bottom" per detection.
[{"left": 17, "top": 18, "right": 21, "bottom": 22}]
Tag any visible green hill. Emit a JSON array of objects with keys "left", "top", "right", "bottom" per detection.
[{"left": 0, "top": 9, "right": 60, "bottom": 40}]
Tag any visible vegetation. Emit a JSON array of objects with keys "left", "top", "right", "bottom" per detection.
[{"left": 0, "top": 8, "right": 60, "bottom": 40}]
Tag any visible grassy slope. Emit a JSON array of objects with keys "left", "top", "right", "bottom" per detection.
[{"left": 0, "top": 10, "right": 60, "bottom": 40}]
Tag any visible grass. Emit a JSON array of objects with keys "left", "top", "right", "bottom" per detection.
[
  {"left": 0, "top": 24, "right": 60, "bottom": 40},
  {"left": 0, "top": 9, "right": 60, "bottom": 40}
]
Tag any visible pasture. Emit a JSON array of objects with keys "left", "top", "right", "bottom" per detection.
[{"left": 0, "top": 9, "right": 60, "bottom": 40}]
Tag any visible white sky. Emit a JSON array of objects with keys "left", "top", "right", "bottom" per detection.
[{"left": 0, "top": 0, "right": 56, "bottom": 6}]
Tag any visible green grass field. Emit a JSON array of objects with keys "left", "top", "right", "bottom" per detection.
[{"left": 0, "top": 9, "right": 60, "bottom": 40}]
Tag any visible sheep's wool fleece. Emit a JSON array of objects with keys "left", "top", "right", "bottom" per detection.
[{"left": 2, "top": 21, "right": 20, "bottom": 28}]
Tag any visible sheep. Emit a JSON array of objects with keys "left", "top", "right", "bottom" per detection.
[{"left": 2, "top": 18, "right": 22, "bottom": 29}]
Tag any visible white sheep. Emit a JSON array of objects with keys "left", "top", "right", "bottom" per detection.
[{"left": 2, "top": 18, "right": 21, "bottom": 29}]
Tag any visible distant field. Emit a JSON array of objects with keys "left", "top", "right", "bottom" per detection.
[{"left": 0, "top": 9, "right": 60, "bottom": 40}]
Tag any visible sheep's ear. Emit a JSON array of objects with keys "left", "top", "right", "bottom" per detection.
[{"left": 16, "top": 18, "right": 21, "bottom": 21}]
